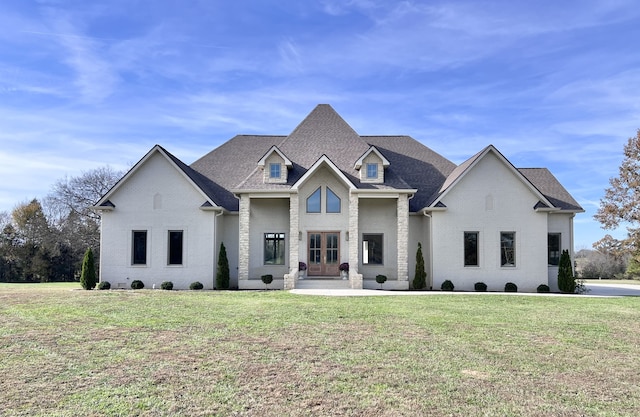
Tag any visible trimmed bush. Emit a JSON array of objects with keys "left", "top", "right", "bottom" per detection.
[
  {"left": 537, "top": 284, "right": 550, "bottom": 293},
  {"left": 160, "top": 281, "right": 173, "bottom": 290},
  {"left": 474, "top": 282, "right": 487, "bottom": 292},
  {"left": 441, "top": 280, "right": 455, "bottom": 291},
  {"left": 190, "top": 281, "right": 204, "bottom": 290},
  {"left": 216, "top": 242, "right": 230, "bottom": 289},
  {"left": 504, "top": 282, "right": 518, "bottom": 292},
  {"left": 376, "top": 274, "right": 387, "bottom": 289},
  {"left": 131, "top": 280, "right": 144, "bottom": 290},
  {"left": 97, "top": 281, "right": 111, "bottom": 290},
  {"left": 413, "top": 242, "right": 427, "bottom": 289},
  {"left": 558, "top": 249, "right": 576, "bottom": 293},
  {"left": 80, "top": 248, "right": 97, "bottom": 290}
]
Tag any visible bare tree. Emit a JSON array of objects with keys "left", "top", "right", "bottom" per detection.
[{"left": 46, "top": 166, "right": 124, "bottom": 222}]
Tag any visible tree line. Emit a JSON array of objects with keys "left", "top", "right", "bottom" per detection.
[{"left": 0, "top": 167, "right": 123, "bottom": 282}]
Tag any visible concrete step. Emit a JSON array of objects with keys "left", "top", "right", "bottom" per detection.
[{"left": 295, "top": 278, "right": 351, "bottom": 289}]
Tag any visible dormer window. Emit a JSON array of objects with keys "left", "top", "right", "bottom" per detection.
[
  {"left": 269, "top": 163, "right": 281, "bottom": 179},
  {"left": 366, "top": 163, "right": 378, "bottom": 179},
  {"left": 355, "top": 145, "right": 390, "bottom": 184},
  {"left": 258, "top": 145, "right": 292, "bottom": 184}
]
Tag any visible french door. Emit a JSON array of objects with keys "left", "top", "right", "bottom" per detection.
[{"left": 307, "top": 232, "right": 340, "bottom": 276}]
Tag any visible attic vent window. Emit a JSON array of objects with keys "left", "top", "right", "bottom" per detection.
[
  {"left": 269, "top": 163, "right": 281, "bottom": 179},
  {"left": 366, "top": 163, "right": 378, "bottom": 179}
]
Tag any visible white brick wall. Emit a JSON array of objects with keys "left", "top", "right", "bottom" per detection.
[{"left": 99, "top": 151, "right": 217, "bottom": 290}]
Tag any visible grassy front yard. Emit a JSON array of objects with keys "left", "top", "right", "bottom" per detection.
[{"left": 1, "top": 283, "right": 639, "bottom": 416}]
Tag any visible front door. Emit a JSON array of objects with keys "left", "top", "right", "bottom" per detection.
[{"left": 307, "top": 232, "right": 340, "bottom": 276}]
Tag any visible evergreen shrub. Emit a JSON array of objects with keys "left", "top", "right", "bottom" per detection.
[
  {"left": 474, "top": 282, "right": 487, "bottom": 292},
  {"left": 190, "top": 281, "right": 204, "bottom": 290},
  {"left": 97, "top": 281, "right": 111, "bottom": 290},
  {"left": 537, "top": 284, "right": 550, "bottom": 293},
  {"left": 441, "top": 280, "right": 454, "bottom": 291},
  {"left": 504, "top": 282, "right": 518, "bottom": 292},
  {"left": 131, "top": 280, "right": 144, "bottom": 290},
  {"left": 216, "top": 243, "right": 230, "bottom": 289},
  {"left": 160, "top": 281, "right": 173, "bottom": 290}
]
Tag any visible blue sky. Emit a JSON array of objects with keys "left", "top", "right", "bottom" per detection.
[{"left": 1, "top": 0, "right": 639, "bottom": 249}]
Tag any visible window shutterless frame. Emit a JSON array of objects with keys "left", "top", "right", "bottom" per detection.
[
  {"left": 168, "top": 230, "right": 184, "bottom": 265},
  {"left": 131, "top": 230, "right": 147, "bottom": 265}
]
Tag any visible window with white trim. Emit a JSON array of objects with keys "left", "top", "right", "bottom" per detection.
[
  {"left": 366, "top": 163, "right": 378, "bottom": 179},
  {"left": 269, "top": 163, "right": 281, "bottom": 179}
]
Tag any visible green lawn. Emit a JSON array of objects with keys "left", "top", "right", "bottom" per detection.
[{"left": 1, "top": 284, "right": 639, "bottom": 416}]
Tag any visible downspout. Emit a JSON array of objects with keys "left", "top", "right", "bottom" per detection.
[
  {"left": 570, "top": 213, "right": 576, "bottom": 276},
  {"left": 423, "top": 209, "right": 433, "bottom": 290}
]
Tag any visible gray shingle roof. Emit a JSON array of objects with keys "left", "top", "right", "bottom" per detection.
[
  {"left": 177, "top": 104, "right": 583, "bottom": 214},
  {"left": 519, "top": 168, "right": 583, "bottom": 212}
]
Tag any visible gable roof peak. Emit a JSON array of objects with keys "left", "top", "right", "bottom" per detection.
[{"left": 286, "top": 104, "right": 364, "bottom": 142}]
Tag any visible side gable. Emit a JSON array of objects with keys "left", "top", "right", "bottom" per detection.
[
  {"left": 94, "top": 145, "right": 222, "bottom": 211},
  {"left": 427, "top": 145, "right": 555, "bottom": 211}
]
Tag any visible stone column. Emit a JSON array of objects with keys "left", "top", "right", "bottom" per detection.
[
  {"left": 397, "top": 194, "right": 409, "bottom": 286},
  {"left": 285, "top": 193, "right": 299, "bottom": 290},
  {"left": 349, "top": 192, "right": 363, "bottom": 289},
  {"left": 238, "top": 194, "right": 250, "bottom": 282}
]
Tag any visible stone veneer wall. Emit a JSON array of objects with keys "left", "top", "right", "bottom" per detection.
[
  {"left": 397, "top": 194, "right": 409, "bottom": 284},
  {"left": 238, "top": 195, "right": 250, "bottom": 282}
]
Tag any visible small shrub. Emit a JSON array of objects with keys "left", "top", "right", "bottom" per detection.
[
  {"left": 474, "top": 282, "right": 487, "bottom": 292},
  {"left": 131, "top": 280, "right": 144, "bottom": 290},
  {"left": 505, "top": 282, "right": 518, "bottom": 292},
  {"left": 97, "top": 281, "right": 111, "bottom": 290},
  {"left": 375, "top": 274, "right": 387, "bottom": 289},
  {"left": 537, "top": 284, "right": 550, "bottom": 293},
  {"left": 190, "top": 281, "right": 204, "bottom": 290},
  {"left": 261, "top": 274, "right": 274, "bottom": 288},
  {"left": 160, "top": 281, "right": 173, "bottom": 290},
  {"left": 441, "top": 280, "right": 454, "bottom": 291}
]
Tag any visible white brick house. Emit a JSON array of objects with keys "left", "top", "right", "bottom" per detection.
[{"left": 94, "top": 105, "right": 583, "bottom": 292}]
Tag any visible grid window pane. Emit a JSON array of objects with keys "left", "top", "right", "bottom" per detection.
[
  {"left": 501, "top": 232, "right": 515, "bottom": 267},
  {"left": 366, "top": 163, "right": 378, "bottom": 178},
  {"left": 269, "top": 163, "right": 281, "bottom": 179}
]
